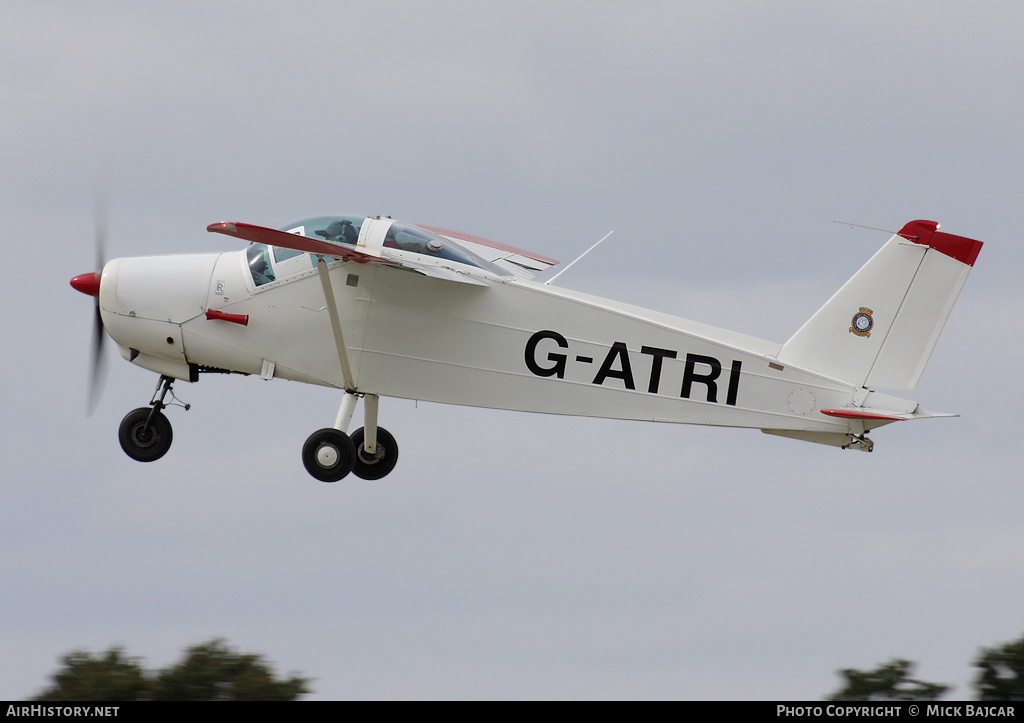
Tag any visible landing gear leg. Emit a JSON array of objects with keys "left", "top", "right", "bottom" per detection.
[
  {"left": 350, "top": 426, "right": 399, "bottom": 480},
  {"left": 302, "top": 391, "right": 359, "bottom": 482},
  {"left": 350, "top": 394, "right": 399, "bottom": 480},
  {"left": 118, "top": 375, "right": 186, "bottom": 462},
  {"left": 302, "top": 392, "right": 399, "bottom": 482},
  {"left": 334, "top": 391, "right": 359, "bottom": 433}
]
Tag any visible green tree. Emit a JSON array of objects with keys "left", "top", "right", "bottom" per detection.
[
  {"left": 31, "top": 639, "right": 310, "bottom": 701},
  {"left": 151, "top": 639, "right": 310, "bottom": 701},
  {"left": 32, "top": 648, "right": 148, "bottom": 702},
  {"left": 974, "top": 634, "right": 1024, "bottom": 700},
  {"left": 827, "top": 658, "right": 949, "bottom": 701}
]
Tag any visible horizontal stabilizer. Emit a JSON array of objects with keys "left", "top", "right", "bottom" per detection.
[
  {"left": 820, "top": 406, "right": 956, "bottom": 422},
  {"left": 820, "top": 408, "right": 905, "bottom": 422},
  {"left": 763, "top": 398, "right": 955, "bottom": 452}
]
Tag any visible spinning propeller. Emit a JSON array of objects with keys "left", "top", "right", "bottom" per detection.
[{"left": 70, "top": 198, "right": 109, "bottom": 415}]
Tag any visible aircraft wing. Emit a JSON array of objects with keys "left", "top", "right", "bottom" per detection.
[
  {"left": 208, "top": 221, "right": 487, "bottom": 286},
  {"left": 393, "top": 261, "right": 489, "bottom": 286},
  {"left": 417, "top": 225, "right": 559, "bottom": 280},
  {"left": 208, "top": 222, "right": 389, "bottom": 264}
]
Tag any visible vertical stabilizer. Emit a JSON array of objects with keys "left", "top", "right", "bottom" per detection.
[{"left": 776, "top": 221, "right": 982, "bottom": 389}]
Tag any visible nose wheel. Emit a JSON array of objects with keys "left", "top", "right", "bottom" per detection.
[
  {"left": 119, "top": 407, "right": 173, "bottom": 462},
  {"left": 117, "top": 376, "right": 187, "bottom": 463},
  {"left": 303, "top": 392, "right": 400, "bottom": 482}
]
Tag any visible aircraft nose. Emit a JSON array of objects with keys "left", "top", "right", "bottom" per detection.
[{"left": 71, "top": 271, "right": 101, "bottom": 297}]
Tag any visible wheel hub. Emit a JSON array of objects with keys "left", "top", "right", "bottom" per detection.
[
  {"left": 316, "top": 444, "right": 339, "bottom": 468},
  {"left": 357, "top": 446, "right": 383, "bottom": 464},
  {"left": 131, "top": 425, "right": 154, "bottom": 446}
]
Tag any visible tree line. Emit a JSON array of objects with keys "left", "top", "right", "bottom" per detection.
[
  {"left": 28, "top": 631, "right": 1024, "bottom": 700},
  {"left": 827, "top": 632, "right": 1024, "bottom": 700},
  {"left": 30, "top": 639, "right": 310, "bottom": 701}
]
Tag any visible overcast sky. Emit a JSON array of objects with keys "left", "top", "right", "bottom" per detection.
[{"left": 3, "top": 1, "right": 1022, "bottom": 700}]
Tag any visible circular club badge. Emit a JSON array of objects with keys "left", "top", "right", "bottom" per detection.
[{"left": 850, "top": 307, "right": 874, "bottom": 337}]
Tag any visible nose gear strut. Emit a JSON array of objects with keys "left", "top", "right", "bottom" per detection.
[{"left": 118, "top": 376, "right": 189, "bottom": 462}]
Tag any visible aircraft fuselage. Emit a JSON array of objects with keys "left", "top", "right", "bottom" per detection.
[{"left": 99, "top": 248, "right": 876, "bottom": 441}]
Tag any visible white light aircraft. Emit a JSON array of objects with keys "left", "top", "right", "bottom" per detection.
[{"left": 71, "top": 215, "right": 982, "bottom": 481}]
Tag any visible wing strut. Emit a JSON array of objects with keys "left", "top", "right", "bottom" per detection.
[{"left": 315, "top": 256, "right": 356, "bottom": 391}]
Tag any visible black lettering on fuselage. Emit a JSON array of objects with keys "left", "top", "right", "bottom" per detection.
[
  {"left": 524, "top": 331, "right": 742, "bottom": 406},
  {"left": 592, "top": 342, "right": 635, "bottom": 390},
  {"left": 640, "top": 346, "right": 677, "bottom": 394},
  {"left": 681, "top": 353, "right": 722, "bottom": 403},
  {"left": 726, "top": 359, "right": 742, "bottom": 407},
  {"left": 525, "top": 330, "right": 568, "bottom": 378}
]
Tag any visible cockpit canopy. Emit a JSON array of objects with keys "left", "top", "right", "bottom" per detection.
[{"left": 245, "top": 215, "right": 506, "bottom": 287}]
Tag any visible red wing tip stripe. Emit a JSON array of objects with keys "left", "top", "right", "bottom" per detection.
[
  {"left": 897, "top": 220, "right": 983, "bottom": 267},
  {"left": 820, "top": 409, "right": 904, "bottom": 421}
]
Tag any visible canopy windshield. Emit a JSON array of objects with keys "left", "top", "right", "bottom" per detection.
[{"left": 280, "top": 216, "right": 506, "bottom": 274}]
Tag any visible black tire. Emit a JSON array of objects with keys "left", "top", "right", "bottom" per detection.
[
  {"left": 118, "top": 407, "right": 173, "bottom": 462},
  {"left": 302, "top": 428, "right": 355, "bottom": 482},
  {"left": 350, "top": 427, "right": 399, "bottom": 480}
]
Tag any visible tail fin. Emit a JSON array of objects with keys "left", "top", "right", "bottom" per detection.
[{"left": 776, "top": 221, "right": 982, "bottom": 389}]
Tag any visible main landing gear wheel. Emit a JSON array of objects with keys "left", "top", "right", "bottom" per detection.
[
  {"left": 302, "top": 428, "right": 356, "bottom": 482},
  {"left": 350, "top": 427, "right": 399, "bottom": 480},
  {"left": 118, "top": 407, "right": 173, "bottom": 462}
]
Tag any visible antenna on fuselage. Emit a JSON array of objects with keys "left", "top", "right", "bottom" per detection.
[{"left": 544, "top": 230, "right": 614, "bottom": 285}]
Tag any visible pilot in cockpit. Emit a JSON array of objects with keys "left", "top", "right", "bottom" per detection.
[{"left": 315, "top": 219, "right": 360, "bottom": 245}]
